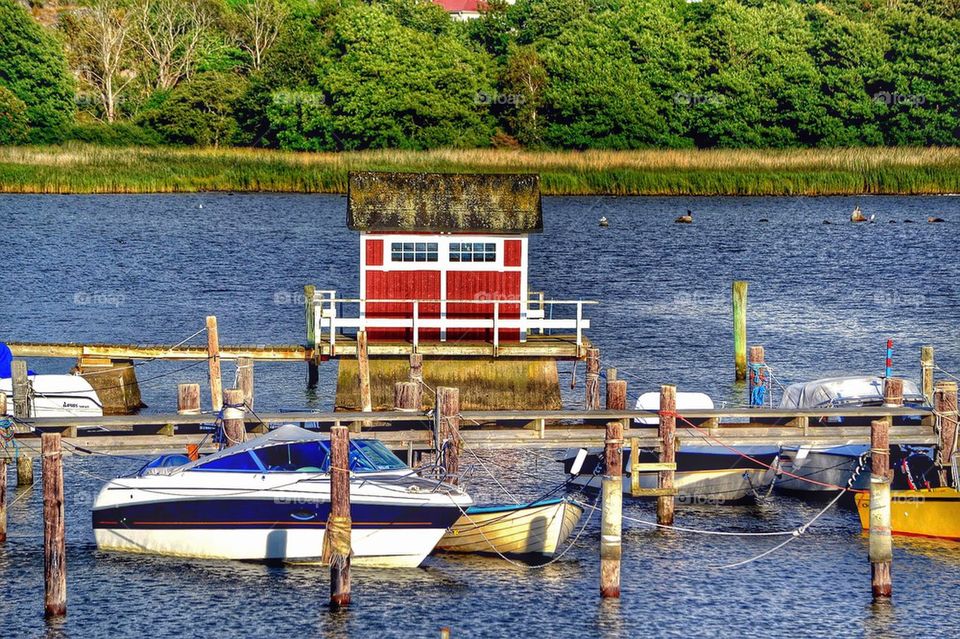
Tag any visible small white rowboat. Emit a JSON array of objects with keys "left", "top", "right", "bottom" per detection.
[{"left": 436, "top": 497, "right": 583, "bottom": 557}]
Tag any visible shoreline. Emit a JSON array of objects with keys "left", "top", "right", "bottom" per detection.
[{"left": 2, "top": 145, "right": 960, "bottom": 196}]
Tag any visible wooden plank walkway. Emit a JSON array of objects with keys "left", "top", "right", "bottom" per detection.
[{"left": 5, "top": 406, "right": 937, "bottom": 454}]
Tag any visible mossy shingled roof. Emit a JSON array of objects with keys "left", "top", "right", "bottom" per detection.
[{"left": 347, "top": 172, "right": 542, "bottom": 233}]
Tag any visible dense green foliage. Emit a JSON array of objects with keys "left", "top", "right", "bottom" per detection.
[
  {"left": 3, "top": 0, "right": 960, "bottom": 149},
  {"left": 0, "top": 0, "right": 75, "bottom": 142}
]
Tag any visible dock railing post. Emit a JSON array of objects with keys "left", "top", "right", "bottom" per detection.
[
  {"left": 934, "top": 381, "right": 958, "bottom": 487},
  {"left": 869, "top": 419, "right": 893, "bottom": 600},
  {"left": 205, "top": 316, "right": 223, "bottom": 413},
  {"left": 600, "top": 420, "right": 623, "bottom": 598},
  {"left": 658, "top": 384, "right": 677, "bottom": 526},
  {"left": 748, "top": 345, "right": 766, "bottom": 407},
  {"left": 42, "top": 432, "right": 66, "bottom": 618},
  {"left": 921, "top": 346, "right": 935, "bottom": 407},
  {"left": 221, "top": 388, "right": 246, "bottom": 448},
  {"left": 733, "top": 281, "right": 748, "bottom": 381},
  {"left": 585, "top": 348, "right": 601, "bottom": 410},
  {"left": 437, "top": 387, "right": 461, "bottom": 485},
  {"left": 12, "top": 363, "right": 34, "bottom": 486},
  {"left": 327, "top": 425, "right": 351, "bottom": 609},
  {"left": 177, "top": 383, "right": 201, "bottom": 415},
  {"left": 357, "top": 330, "right": 372, "bottom": 432},
  {"left": 412, "top": 301, "right": 420, "bottom": 352}
]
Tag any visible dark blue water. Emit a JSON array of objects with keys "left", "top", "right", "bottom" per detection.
[{"left": 1, "top": 194, "right": 960, "bottom": 637}]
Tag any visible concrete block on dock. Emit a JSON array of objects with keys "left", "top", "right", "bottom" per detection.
[{"left": 75, "top": 358, "right": 146, "bottom": 415}]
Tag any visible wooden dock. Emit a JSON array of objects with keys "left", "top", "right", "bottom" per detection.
[{"left": 4, "top": 406, "right": 937, "bottom": 456}]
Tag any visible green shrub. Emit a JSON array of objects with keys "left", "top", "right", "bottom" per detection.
[{"left": 0, "top": 85, "right": 29, "bottom": 144}]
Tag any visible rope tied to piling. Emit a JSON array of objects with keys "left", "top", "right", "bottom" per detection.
[{"left": 322, "top": 515, "right": 352, "bottom": 567}]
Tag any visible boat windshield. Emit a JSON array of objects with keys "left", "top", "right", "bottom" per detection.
[{"left": 192, "top": 439, "right": 408, "bottom": 473}]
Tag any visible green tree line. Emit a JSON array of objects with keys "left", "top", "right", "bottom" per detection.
[{"left": 1, "top": 0, "right": 959, "bottom": 149}]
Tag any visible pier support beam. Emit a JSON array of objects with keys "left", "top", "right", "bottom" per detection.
[
  {"left": 356, "top": 331, "right": 372, "bottom": 432},
  {"left": 177, "top": 383, "right": 201, "bottom": 414},
  {"left": 600, "top": 420, "right": 623, "bottom": 599},
  {"left": 437, "top": 387, "right": 461, "bottom": 485},
  {"left": 921, "top": 346, "right": 935, "bottom": 406},
  {"left": 869, "top": 419, "right": 893, "bottom": 600},
  {"left": 236, "top": 358, "right": 254, "bottom": 412},
  {"left": 206, "top": 316, "right": 223, "bottom": 413},
  {"left": 658, "top": 384, "right": 677, "bottom": 526},
  {"left": 606, "top": 370, "right": 627, "bottom": 411},
  {"left": 733, "top": 281, "right": 748, "bottom": 381},
  {"left": 43, "top": 433, "right": 66, "bottom": 618},
  {"left": 221, "top": 388, "right": 246, "bottom": 448},
  {"left": 934, "top": 381, "right": 958, "bottom": 487},
  {"left": 327, "top": 425, "right": 351, "bottom": 609},
  {"left": 748, "top": 345, "right": 767, "bottom": 407},
  {"left": 585, "top": 348, "right": 601, "bottom": 410}
]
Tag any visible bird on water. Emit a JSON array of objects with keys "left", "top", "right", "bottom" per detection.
[
  {"left": 599, "top": 216, "right": 609, "bottom": 227},
  {"left": 675, "top": 210, "right": 693, "bottom": 224}
]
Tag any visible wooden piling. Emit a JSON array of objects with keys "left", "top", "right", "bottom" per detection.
[
  {"left": 177, "top": 383, "right": 201, "bottom": 414},
  {"left": 883, "top": 377, "right": 904, "bottom": 408},
  {"left": 437, "top": 387, "right": 461, "bottom": 485},
  {"left": 328, "top": 425, "right": 351, "bottom": 609},
  {"left": 606, "top": 373, "right": 627, "bottom": 411},
  {"left": 748, "top": 345, "right": 766, "bottom": 407},
  {"left": 236, "top": 357, "right": 254, "bottom": 412},
  {"left": 733, "top": 281, "right": 748, "bottom": 381},
  {"left": 206, "top": 316, "right": 223, "bottom": 413},
  {"left": 17, "top": 455, "right": 33, "bottom": 487},
  {"left": 221, "top": 388, "right": 246, "bottom": 447},
  {"left": 0, "top": 391, "right": 6, "bottom": 417},
  {"left": 869, "top": 418, "right": 892, "bottom": 600},
  {"left": 600, "top": 419, "right": 623, "bottom": 599},
  {"left": 658, "top": 384, "right": 677, "bottom": 526},
  {"left": 585, "top": 347, "right": 601, "bottom": 410},
  {"left": 42, "top": 432, "right": 66, "bottom": 617},
  {"left": 409, "top": 353, "right": 423, "bottom": 383},
  {"left": 934, "top": 381, "right": 958, "bottom": 487},
  {"left": 394, "top": 381, "right": 420, "bottom": 411},
  {"left": 0, "top": 458, "right": 6, "bottom": 544},
  {"left": 921, "top": 346, "right": 935, "bottom": 405},
  {"left": 12, "top": 359, "right": 30, "bottom": 419},
  {"left": 605, "top": 420, "right": 623, "bottom": 477},
  {"left": 629, "top": 437, "right": 640, "bottom": 496}
]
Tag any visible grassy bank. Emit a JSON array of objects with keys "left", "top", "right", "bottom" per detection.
[{"left": 1, "top": 145, "right": 959, "bottom": 195}]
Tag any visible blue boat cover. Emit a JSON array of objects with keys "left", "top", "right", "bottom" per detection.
[{"left": 0, "top": 343, "right": 34, "bottom": 378}]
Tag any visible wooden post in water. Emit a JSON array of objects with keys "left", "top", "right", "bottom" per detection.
[
  {"left": 869, "top": 418, "right": 892, "bottom": 600},
  {"left": 11, "top": 361, "right": 33, "bottom": 486},
  {"left": 748, "top": 345, "right": 766, "bottom": 407},
  {"left": 221, "top": 388, "right": 246, "bottom": 447},
  {"left": 177, "top": 383, "right": 201, "bottom": 414},
  {"left": 883, "top": 377, "right": 904, "bottom": 429},
  {"left": 600, "top": 420, "right": 623, "bottom": 599},
  {"left": 305, "top": 285, "right": 319, "bottom": 388},
  {"left": 408, "top": 353, "right": 424, "bottom": 409},
  {"left": 732, "top": 281, "right": 748, "bottom": 381},
  {"left": 236, "top": 358, "right": 254, "bottom": 411},
  {"left": 355, "top": 330, "right": 372, "bottom": 432},
  {"left": 437, "top": 387, "right": 461, "bottom": 485},
  {"left": 42, "top": 432, "right": 66, "bottom": 617},
  {"left": 328, "top": 425, "right": 351, "bottom": 609},
  {"left": 206, "top": 316, "right": 223, "bottom": 413},
  {"left": 394, "top": 381, "right": 420, "bottom": 411},
  {"left": 921, "top": 346, "right": 935, "bottom": 405},
  {"left": 934, "top": 381, "right": 958, "bottom": 487},
  {"left": 606, "top": 370, "right": 627, "bottom": 412},
  {"left": 658, "top": 384, "right": 677, "bottom": 526},
  {"left": 0, "top": 457, "right": 6, "bottom": 544},
  {"left": 585, "top": 348, "right": 601, "bottom": 410}
]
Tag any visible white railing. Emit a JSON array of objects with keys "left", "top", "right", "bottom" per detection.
[{"left": 306, "top": 290, "right": 595, "bottom": 354}]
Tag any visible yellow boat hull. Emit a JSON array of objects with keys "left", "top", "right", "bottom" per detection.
[
  {"left": 855, "top": 487, "right": 960, "bottom": 542},
  {"left": 436, "top": 500, "right": 584, "bottom": 557}
]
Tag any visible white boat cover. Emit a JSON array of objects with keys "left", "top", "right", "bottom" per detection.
[
  {"left": 778, "top": 375, "right": 925, "bottom": 409},
  {"left": 634, "top": 391, "right": 714, "bottom": 425}
]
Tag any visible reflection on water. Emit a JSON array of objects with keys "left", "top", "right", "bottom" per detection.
[{"left": 1, "top": 194, "right": 960, "bottom": 636}]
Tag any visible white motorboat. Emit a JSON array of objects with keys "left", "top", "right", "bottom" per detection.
[
  {"left": 563, "top": 392, "right": 779, "bottom": 503},
  {"left": 1, "top": 342, "right": 103, "bottom": 419},
  {"left": 92, "top": 425, "right": 472, "bottom": 567},
  {"left": 775, "top": 375, "right": 932, "bottom": 495}
]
